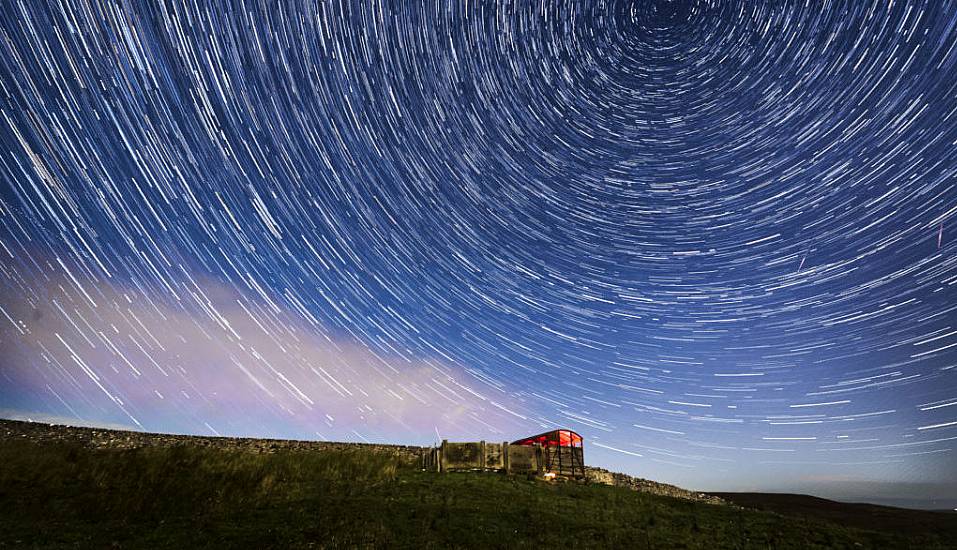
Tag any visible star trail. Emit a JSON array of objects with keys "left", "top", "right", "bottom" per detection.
[{"left": 1, "top": 1, "right": 956, "bottom": 505}]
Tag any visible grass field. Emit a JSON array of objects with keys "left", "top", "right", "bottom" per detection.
[
  {"left": 0, "top": 438, "right": 953, "bottom": 549},
  {"left": 712, "top": 492, "right": 957, "bottom": 542}
]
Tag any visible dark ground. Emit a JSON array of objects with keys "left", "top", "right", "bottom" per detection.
[{"left": 711, "top": 492, "right": 957, "bottom": 542}]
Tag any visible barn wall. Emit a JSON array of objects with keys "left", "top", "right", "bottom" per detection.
[
  {"left": 504, "top": 444, "right": 544, "bottom": 475},
  {"left": 425, "top": 440, "right": 547, "bottom": 475},
  {"left": 443, "top": 441, "right": 483, "bottom": 470},
  {"left": 485, "top": 442, "right": 505, "bottom": 470}
]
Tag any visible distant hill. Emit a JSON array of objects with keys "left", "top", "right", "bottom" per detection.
[
  {"left": 1, "top": 418, "right": 954, "bottom": 549},
  {"left": 711, "top": 492, "right": 957, "bottom": 543}
]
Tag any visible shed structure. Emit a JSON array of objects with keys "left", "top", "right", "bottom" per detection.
[
  {"left": 422, "top": 429, "right": 585, "bottom": 480},
  {"left": 511, "top": 429, "right": 585, "bottom": 479}
]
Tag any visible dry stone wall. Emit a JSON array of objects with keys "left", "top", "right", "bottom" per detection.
[
  {"left": 0, "top": 419, "right": 424, "bottom": 465},
  {"left": 586, "top": 466, "right": 725, "bottom": 505}
]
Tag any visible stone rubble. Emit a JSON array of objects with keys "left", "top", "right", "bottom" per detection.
[{"left": 585, "top": 466, "right": 726, "bottom": 505}]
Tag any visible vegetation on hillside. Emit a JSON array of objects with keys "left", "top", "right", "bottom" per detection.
[{"left": 0, "top": 439, "right": 952, "bottom": 549}]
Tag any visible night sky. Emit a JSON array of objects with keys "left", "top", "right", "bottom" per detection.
[{"left": 1, "top": 1, "right": 956, "bottom": 508}]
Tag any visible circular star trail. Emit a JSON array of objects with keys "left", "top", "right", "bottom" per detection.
[{"left": 1, "top": 1, "right": 956, "bottom": 498}]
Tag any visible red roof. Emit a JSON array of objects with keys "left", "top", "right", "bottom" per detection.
[{"left": 511, "top": 429, "right": 583, "bottom": 447}]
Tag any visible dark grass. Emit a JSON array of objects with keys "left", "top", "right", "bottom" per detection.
[
  {"left": 0, "top": 440, "right": 952, "bottom": 549},
  {"left": 711, "top": 492, "right": 957, "bottom": 542}
]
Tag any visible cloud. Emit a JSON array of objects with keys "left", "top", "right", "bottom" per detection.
[{"left": 0, "top": 270, "right": 535, "bottom": 443}]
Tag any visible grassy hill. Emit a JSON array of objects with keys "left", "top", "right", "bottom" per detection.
[
  {"left": 711, "top": 492, "right": 957, "bottom": 542},
  {"left": 1, "top": 423, "right": 954, "bottom": 548}
]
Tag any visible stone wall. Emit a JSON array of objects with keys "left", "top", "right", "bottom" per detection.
[
  {"left": 0, "top": 419, "right": 425, "bottom": 465},
  {"left": 585, "top": 466, "right": 725, "bottom": 505}
]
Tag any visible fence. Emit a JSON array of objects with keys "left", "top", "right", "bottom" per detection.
[{"left": 421, "top": 440, "right": 584, "bottom": 478}]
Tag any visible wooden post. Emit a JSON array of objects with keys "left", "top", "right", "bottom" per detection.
[
  {"left": 480, "top": 440, "right": 486, "bottom": 470},
  {"left": 440, "top": 440, "right": 448, "bottom": 473},
  {"left": 579, "top": 444, "right": 585, "bottom": 479},
  {"left": 537, "top": 443, "right": 545, "bottom": 476},
  {"left": 503, "top": 441, "right": 509, "bottom": 474}
]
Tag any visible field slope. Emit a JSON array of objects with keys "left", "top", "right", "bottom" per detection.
[{"left": 0, "top": 423, "right": 953, "bottom": 548}]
